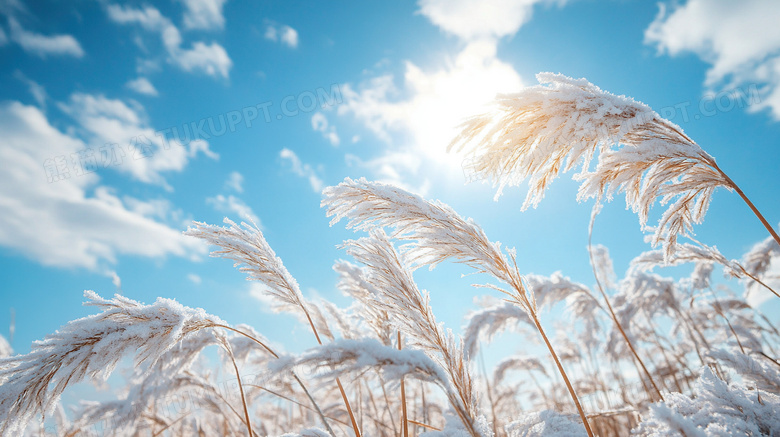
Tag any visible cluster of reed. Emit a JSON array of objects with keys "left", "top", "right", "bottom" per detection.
[{"left": 0, "top": 73, "right": 778, "bottom": 436}]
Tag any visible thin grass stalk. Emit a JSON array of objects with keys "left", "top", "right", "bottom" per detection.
[
  {"left": 374, "top": 370, "right": 399, "bottom": 436},
  {"left": 246, "top": 384, "right": 349, "bottom": 427},
  {"left": 301, "top": 309, "right": 361, "bottom": 437},
  {"left": 742, "top": 270, "right": 780, "bottom": 300},
  {"left": 151, "top": 412, "right": 190, "bottom": 437},
  {"left": 358, "top": 379, "right": 364, "bottom": 432},
  {"left": 481, "top": 254, "right": 595, "bottom": 429},
  {"left": 222, "top": 341, "right": 253, "bottom": 437},
  {"left": 588, "top": 212, "right": 664, "bottom": 401},
  {"left": 408, "top": 419, "right": 441, "bottom": 431},
  {"left": 336, "top": 379, "right": 361, "bottom": 437},
  {"left": 420, "top": 381, "right": 428, "bottom": 431},
  {"left": 711, "top": 300, "right": 746, "bottom": 354},
  {"left": 482, "top": 358, "right": 499, "bottom": 437},
  {"left": 523, "top": 302, "right": 595, "bottom": 437},
  {"left": 398, "top": 332, "right": 409, "bottom": 437},
  {"left": 215, "top": 323, "right": 336, "bottom": 435}
]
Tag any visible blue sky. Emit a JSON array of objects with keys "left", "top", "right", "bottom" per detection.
[{"left": 1, "top": 0, "right": 779, "bottom": 358}]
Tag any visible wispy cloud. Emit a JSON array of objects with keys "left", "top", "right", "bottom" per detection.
[
  {"left": 187, "top": 273, "right": 202, "bottom": 284},
  {"left": 58, "top": 92, "right": 218, "bottom": 189},
  {"left": 206, "top": 194, "right": 260, "bottom": 225},
  {"left": 345, "top": 152, "right": 431, "bottom": 196},
  {"left": 125, "top": 77, "right": 158, "bottom": 96},
  {"left": 8, "top": 17, "right": 84, "bottom": 58},
  {"left": 13, "top": 71, "right": 47, "bottom": 107},
  {"left": 264, "top": 22, "right": 298, "bottom": 48},
  {"left": 646, "top": 0, "right": 780, "bottom": 118},
  {"left": 181, "top": 0, "right": 228, "bottom": 30},
  {"left": 224, "top": 171, "right": 244, "bottom": 192},
  {"left": 279, "top": 148, "right": 323, "bottom": 192},
  {"left": 107, "top": 4, "right": 232, "bottom": 79},
  {"left": 311, "top": 112, "right": 340, "bottom": 146}
]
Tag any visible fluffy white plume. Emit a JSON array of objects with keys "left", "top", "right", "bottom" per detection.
[
  {"left": 333, "top": 260, "right": 395, "bottom": 345},
  {"left": 634, "top": 367, "right": 780, "bottom": 436},
  {"left": 323, "top": 177, "right": 521, "bottom": 290},
  {"left": 450, "top": 73, "right": 732, "bottom": 260},
  {"left": 0, "top": 291, "right": 225, "bottom": 435},
  {"left": 493, "top": 355, "right": 548, "bottom": 385},
  {"left": 270, "top": 338, "right": 450, "bottom": 388},
  {"left": 185, "top": 219, "right": 333, "bottom": 342},
  {"left": 342, "top": 230, "right": 485, "bottom": 437},
  {"left": 463, "top": 298, "right": 534, "bottom": 358}
]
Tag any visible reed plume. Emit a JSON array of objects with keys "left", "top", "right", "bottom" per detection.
[
  {"left": 341, "top": 230, "right": 485, "bottom": 437},
  {"left": 185, "top": 218, "right": 359, "bottom": 436},
  {"left": 0, "top": 291, "right": 227, "bottom": 435},
  {"left": 449, "top": 73, "right": 779, "bottom": 260},
  {"left": 324, "top": 177, "right": 596, "bottom": 436}
]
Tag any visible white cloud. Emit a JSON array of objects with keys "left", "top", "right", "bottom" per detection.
[
  {"left": 107, "top": 4, "right": 232, "bottom": 79},
  {"left": 58, "top": 92, "right": 218, "bottom": 189},
  {"left": 125, "top": 77, "right": 158, "bottom": 96},
  {"left": 311, "top": 112, "right": 340, "bottom": 146},
  {"left": 206, "top": 194, "right": 260, "bottom": 225},
  {"left": 107, "top": 270, "right": 122, "bottom": 291},
  {"left": 187, "top": 273, "right": 202, "bottom": 284},
  {"left": 0, "top": 101, "right": 205, "bottom": 270},
  {"left": 106, "top": 4, "right": 165, "bottom": 31},
  {"left": 13, "top": 70, "right": 47, "bottom": 107},
  {"left": 7, "top": 17, "right": 84, "bottom": 58},
  {"left": 279, "top": 148, "right": 323, "bottom": 193},
  {"left": 645, "top": 0, "right": 780, "bottom": 118},
  {"left": 0, "top": 27, "right": 7, "bottom": 45},
  {"left": 418, "top": 0, "right": 559, "bottom": 41},
  {"left": 264, "top": 23, "right": 298, "bottom": 48},
  {"left": 339, "top": 40, "right": 523, "bottom": 170},
  {"left": 346, "top": 152, "right": 431, "bottom": 196},
  {"left": 224, "top": 171, "right": 244, "bottom": 192},
  {"left": 181, "top": 0, "right": 228, "bottom": 30},
  {"left": 334, "top": 0, "right": 541, "bottom": 193},
  {"left": 123, "top": 197, "right": 186, "bottom": 224},
  {"left": 174, "top": 41, "right": 232, "bottom": 78}
]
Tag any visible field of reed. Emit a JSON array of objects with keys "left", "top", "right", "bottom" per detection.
[{"left": 1, "top": 73, "right": 778, "bottom": 436}]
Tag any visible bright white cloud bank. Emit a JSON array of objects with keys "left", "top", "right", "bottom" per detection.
[
  {"left": 646, "top": 0, "right": 780, "bottom": 119},
  {"left": 0, "top": 101, "right": 204, "bottom": 269}
]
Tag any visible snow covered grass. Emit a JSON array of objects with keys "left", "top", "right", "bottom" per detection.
[{"left": 1, "top": 74, "right": 779, "bottom": 436}]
